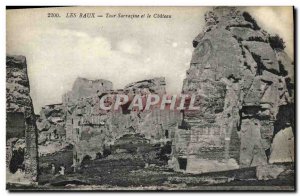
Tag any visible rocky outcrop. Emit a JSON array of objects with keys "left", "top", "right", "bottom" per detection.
[
  {"left": 171, "top": 7, "right": 294, "bottom": 173},
  {"left": 124, "top": 77, "right": 166, "bottom": 95},
  {"left": 269, "top": 127, "right": 294, "bottom": 163},
  {"left": 256, "top": 164, "right": 293, "bottom": 180},
  {"left": 6, "top": 55, "right": 38, "bottom": 183},
  {"left": 37, "top": 104, "right": 66, "bottom": 146}
]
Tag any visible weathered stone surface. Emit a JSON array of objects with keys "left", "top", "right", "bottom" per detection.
[
  {"left": 242, "top": 41, "right": 280, "bottom": 74},
  {"left": 63, "top": 77, "right": 113, "bottom": 103},
  {"left": 36, "top": 104, "right": 66, "bottom": 147},
  {"left": 186, "top": 158, "right": 239, "bottom": 174},
  {"left": 171, "top": 7, "right": 294, "bottom": 174},
  {"left": 239, "top": 119, "right": 267, "bottom": 167},
  {"left": 229, "top": 27, "right": 267, "bottom": 42},
  {"left": 269, "top": 127, "right": 294, "bottom": 163},
  {"left": 125, "top": 77, "right": 166, "bottom": 95},
  {"left": 6, "top": 55, "right": 38, "bottom": 183},
  {"left": 39, "top": 103, "right": 65, "bottom": 120},
  {"left": 256, "top": 164, "right": 288, "bottom": 180},
  {"left": 60, "top": 77, "right": 180, "bottom": 169},
  {"left": 275, "top": 50, "right": 295, "bottom": 100}
]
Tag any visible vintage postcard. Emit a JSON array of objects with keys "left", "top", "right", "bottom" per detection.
[{"left": 6, "top": 6, "right": 295, "bottom": 191}]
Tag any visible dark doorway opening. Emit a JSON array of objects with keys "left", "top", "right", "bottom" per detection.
[
  {"left": 81, "top": 155, "right": 92, "bottom": 167},
  {"left": 178, "top": 157, "right": 187, "bottom": 170},
  {"left": 9, "top": 148, "right": 24, "bottom": 173},
  {"left": 165, "top": 130, "right": 169, "bottom": 138}
]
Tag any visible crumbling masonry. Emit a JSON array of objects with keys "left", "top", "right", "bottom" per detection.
[{"left": 6, "top": 55, "right": 38, "bottom": 183}]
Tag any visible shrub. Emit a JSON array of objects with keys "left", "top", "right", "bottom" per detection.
[
  {"left": 242, "top": 12, "right": 260, "bottom": 30},
  {"left": 269, "top": 34, "right": 286, "bottom": 50}
]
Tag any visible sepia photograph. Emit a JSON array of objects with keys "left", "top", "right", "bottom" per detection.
[{"left": 6, "top": 6, "right": 295, "bottom": 191}]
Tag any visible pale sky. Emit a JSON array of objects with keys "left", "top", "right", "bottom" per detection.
[{"left": 6, "top": 7, "right": 294, "bottom": 113}]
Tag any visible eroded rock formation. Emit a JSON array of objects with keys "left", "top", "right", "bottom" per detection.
[
  {"left": 6, "top": 55, "right": 38, "bottom": 183},
  {"left": 36, "top": 104, "right": 69, "bottom": 155},
  {"left": 170, "top": 7, "right": 294, "bottom": 173}
]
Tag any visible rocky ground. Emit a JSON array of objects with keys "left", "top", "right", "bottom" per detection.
[
  {"left": 10, "top": 165, "right": 294, "bottom": 191},
  {"left": 8, "top": 158, "right": 294, "bottom": 191}
]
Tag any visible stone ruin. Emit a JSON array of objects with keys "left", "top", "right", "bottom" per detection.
[
  {"left": 62, "top": 77, "right": 181, "bottom": 170},
  {"left": 33, "top": 76, "right": 181, "bottom": 174},
  {"left": 6, "top": 55, "right": 38, "bottom": 184},
  {"left": 169, "top": 7, "right": 294, "bottom": 173}
]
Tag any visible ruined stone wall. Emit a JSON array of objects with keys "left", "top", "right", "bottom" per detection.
[
  {"left": 171, "top": 7, "right": 294, "bottom": 173},
  {"left": 63, "top": 77, "right": 113, "bottom": 103},
  {"left": 6, "top": 55, "right": 38, "bottom": 183}
]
